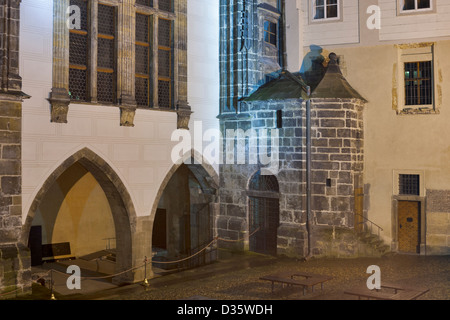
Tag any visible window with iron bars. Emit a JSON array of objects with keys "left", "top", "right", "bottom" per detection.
[
  {"left": 404, "top": 61, "right": 433, "bottom": 106},
  {"left": 399, "top": 174, "right": 420, "bottom": 196}
]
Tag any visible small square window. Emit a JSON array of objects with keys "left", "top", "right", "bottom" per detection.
[
  {"left": 399, "top": 174, "right": 420, "bottom": 195},
  {"left": 313, "top": 0, "right": 339, "bottom": 20},
  {"left": 400, "top": 0, "right": 432, "bottom": 12}
]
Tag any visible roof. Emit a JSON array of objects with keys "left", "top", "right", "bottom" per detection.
[
  {"left": 311, "top": 53, "right": 367, "bottom": 102},
  {"left": 242, "top": 53, "right": 366, "bottom": 103},
  {"left": 242, "top": 70, "right": 310, "bottom": 102}
]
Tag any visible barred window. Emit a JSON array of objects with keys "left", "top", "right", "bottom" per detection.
[
  {"left": 135, "top": 13, "right": 152, "bottom": 107},
  {"left": 158, "top": 18, "right": 173, "bottom": 108},
  {"left": 399, "top": 174, "right": 420, "bottom": 196},
  {"left": 69, "top": 0, "right": 88, "bottom": 101},
  {"left": 404, "top": 61, "right": 433, "bottom": 106}
]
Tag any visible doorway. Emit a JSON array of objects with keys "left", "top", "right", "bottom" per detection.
[{"left": 398, "top": 201, "right": 421, "bottom": 253}]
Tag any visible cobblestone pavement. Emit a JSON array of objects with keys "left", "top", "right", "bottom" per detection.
[{"left": 88, "top": 251, "right": 449, "bottom": 301}]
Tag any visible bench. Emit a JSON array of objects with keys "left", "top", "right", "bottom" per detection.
[
  {"left": 260, "top": 271, "right": 333, "bottom": 295},
  {"left": 344, "top": 282, "right": 429, "bottom": 300}
]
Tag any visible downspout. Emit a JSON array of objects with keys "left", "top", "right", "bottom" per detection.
[{"left": 305, "top": 86, "right": 313, "bottom": 260}]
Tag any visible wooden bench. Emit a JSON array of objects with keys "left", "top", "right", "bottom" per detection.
[
  {"left": 260, "top": 271, "right": 333, "bottom": 295},
  {"left": 344, "top": 282, "right": 429, "bottom": 300}
]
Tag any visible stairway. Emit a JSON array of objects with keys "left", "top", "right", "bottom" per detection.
[{"left": 356, "top": 229, "right": 391, "bottom": 257}]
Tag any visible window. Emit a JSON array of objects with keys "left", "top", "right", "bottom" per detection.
[
  {"left": 404, "top": 61, "right": 433, "bottom": 106},
  {"left": 158, "top": 18, "right": 173, "bottom": 108},
  {"left": 263, "top": 20, "right": 277, "bottom": 46},
  {"left": 313, "top": 0, "right": 339, "bottom": 20},
  {"left": 401, "top": 0, "right": 431, "bottom": 11},
  {"left": 135, "top": 13, "right": 152, "bottom": 107},
  {"left": 69, "top": 0, "right": 88, "bottom": 101},
  {"left": 399, "top": 174, "right": 420, "bottom": 196},
  {"left": 394, "top": 43, "right": 439, "bottom": 115},
  {"left": 97, "top": 4, "right": 116, "bottom": 104}
]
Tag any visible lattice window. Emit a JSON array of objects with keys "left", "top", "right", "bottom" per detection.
[
  {"left": 69, "top": 0, "right": 88, "bottom": 101},
  {"left": 158, "top": 18, "right": 172, "bottom": 108},
  {"left": 135, "top": 13, "right": 152, "bottom": 107},
  {"left": 159, "top": 0, "right": 173, "bottom": 12},
  {"left": 97, "top": 4, "right": 116, "bottom": 104},
  {"left": 136, "top": 0, "right": 153, "bottom": 7},
  {"left": 399, "top": 174, "right": 420, "bottom": 196},
  {"left": 404, "top": 61, "right": 433, "bottom": 106}
]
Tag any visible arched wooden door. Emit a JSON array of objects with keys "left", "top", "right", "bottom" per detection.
[{"left": 248, "top": 171, "right": 280, "bottom": 256}]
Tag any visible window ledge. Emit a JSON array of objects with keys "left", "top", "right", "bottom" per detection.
[{"left": 397, "top": 107, "right": 439, "bottom": 115}]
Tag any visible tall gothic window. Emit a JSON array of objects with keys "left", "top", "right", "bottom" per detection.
[
  {"left": 135, "top": 13, "right": 152, "bottom": 107},
  {"left": 69, "top": 0, "right": 88, "bottom": 101},
  {"left": 158, "top": 18, "right": 173, "bottom": 108}
]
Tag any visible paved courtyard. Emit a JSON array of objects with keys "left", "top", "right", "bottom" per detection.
[{"left": 59, "top": 250, "right": 450, "bottom": 301}]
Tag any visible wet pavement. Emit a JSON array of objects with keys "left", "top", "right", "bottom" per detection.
[{"left": 69, "top": 250, "right": 450, "bottom": 301}]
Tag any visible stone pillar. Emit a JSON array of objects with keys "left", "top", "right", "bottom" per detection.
[
  {"left": 118, "top": 0, "right": 137, "bottom": 127},
  {"left": 49, "top": 0, "right": 70, "bottom": 123},
  {"left": 0, "top": 0, "right": 31, "bottom": 298},
  {"left": 175, "top": 0, "right": 192, "bottom": 129}
]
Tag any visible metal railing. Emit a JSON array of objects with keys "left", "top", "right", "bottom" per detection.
[{"left": 355, "top": 212, "right": 383, "bottom": 238}]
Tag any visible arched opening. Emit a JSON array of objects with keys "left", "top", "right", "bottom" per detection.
[
  {"left": 152, "top": 162, "right": 217, "bottom": 271},
  {"left": 23, "top": 148, "right": 135, "bottom": 284},
  {"left": 248, "top": 170, "right": 280, "bottom": 256}
]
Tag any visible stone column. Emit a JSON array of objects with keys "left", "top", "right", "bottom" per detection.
[
  {"left": 48, "top": 0, "right": 70, "bottom": 123},
  {"left": 118, "top": 0, "right": 137, "bottom": 127},
  {"left": 0, "top": 0, "right": 31, "bottom": 298},
  {"left": 175, "top": 0, "right": 192, "bottom": 129}
]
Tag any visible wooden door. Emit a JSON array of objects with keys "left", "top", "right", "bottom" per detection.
[
  {"left": 398, "top": 201, "right": 420, "bottom": 253},
  {"left": 249, "top": 197, "right": 279, "bottom": 256}
]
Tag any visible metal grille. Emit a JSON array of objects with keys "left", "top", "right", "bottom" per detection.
[
  {"left": 158, "top": 18, "right": 172, "bottom": 48},
  {"left": 136, "top": 13, "right": 150, "bottom": 43},
  {"left": 69, "top": 32, "right": 87, "bottom": 66},
  {"left": 136, "top": 77, "right": 149, "bottom": 107},
  {"left": 158, "top": 49, "right": 171, "bottom": 78},
  {"left": 249, "top": 197, "right": 279, "bottom": 256},
  {"left": 158, "top": 0, "right": 173, "bottom": 12},
  {"left": 70, "top": 0, "right": 88, "bottom": 31},
  {"left": 136, "top": 13, "right": 151, "bottom": 107},
  {"left": 404, "top": 61, "right": 433, "bottom": 106},
  {"left": 249, "top": 171, "right": 279, "bottom": 192},
  {"left": 98, "top": 37, "right": 115, "bottom": 69},
  {"left": 135, "top": 0, "right": 153, "bottom": 7},
  {"left": 69, "top": 68, "right": 87, "bottom": 101},
  {"left": 97, "top": 4, "right": 116, "bottom": 104},
  {"left": 97, "top": 72, "right": 115, "bottom": 103},
  {"left": 399, "top": 174, "right": 420, "bottom": 196},
  {"left": 158, "top": 80, "right": 171, "bottom": 108},
  {"left": 98, "top": 4, "right": 115, "bottom": 36},
  {"left": 136, "top": 45, "right": 150, "bottom": 75}
]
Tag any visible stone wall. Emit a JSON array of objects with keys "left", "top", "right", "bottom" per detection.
[
  {"left": 426, "top": 190, "right": 450, "bottom": 255},
  {"left": 217, "top": 97, "right": 365, "bottom": 258}
]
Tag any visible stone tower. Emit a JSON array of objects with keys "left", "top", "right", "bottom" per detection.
[{"left": 217, "top": 1, "right": 368, "bottom": 258}]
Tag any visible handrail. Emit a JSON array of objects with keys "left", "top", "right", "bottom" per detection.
[{"left": 355, "top": 212, "right": 383, "bottom": 237}]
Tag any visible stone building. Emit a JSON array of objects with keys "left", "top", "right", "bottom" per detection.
[{"left": 1, "top": 0, "right": 220, "bottom": 297}]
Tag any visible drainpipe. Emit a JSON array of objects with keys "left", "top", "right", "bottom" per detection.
[{"left": 305, "top": 86, "right": 313, "bottom": 260}]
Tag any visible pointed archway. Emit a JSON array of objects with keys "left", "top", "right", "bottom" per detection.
[{"left": 21, "top": 148, "right": 136, "bottom": 283}]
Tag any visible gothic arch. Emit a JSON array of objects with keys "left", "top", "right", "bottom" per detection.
[{"left": 21, "top": 147, "right": 136, "bottom": 282}]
